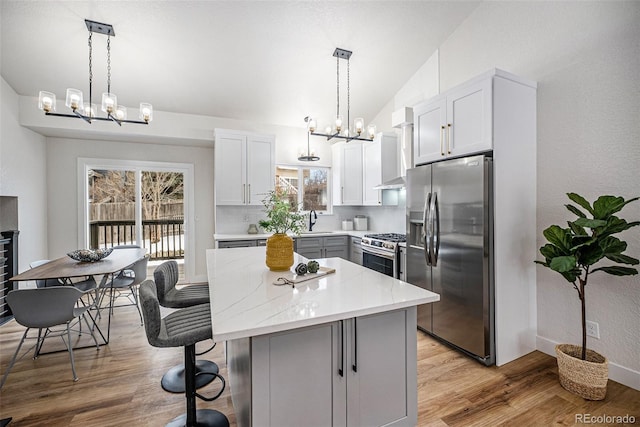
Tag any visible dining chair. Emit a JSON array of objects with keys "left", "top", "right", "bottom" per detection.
[
  {"left": 29, "top": 259, "right": 62, "bottom": 288},
  {"left": 0, "top": 287, "right": 100, "bottom": 388},
  {"left": 99, "top": 251, "right": 149, "bottom": 325}
]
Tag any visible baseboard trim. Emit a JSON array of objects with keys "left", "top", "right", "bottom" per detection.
[{"left": 536, "top": 335, "right": 640, "bottom": 391}]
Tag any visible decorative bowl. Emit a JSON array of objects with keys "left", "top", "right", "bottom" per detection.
[{"left": 67, "top": 247, "right": 113, "bottom": 262}]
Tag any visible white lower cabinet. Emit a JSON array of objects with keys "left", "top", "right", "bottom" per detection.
[{"left": 250, "top": 307, "right": 417, "bottom": 427}]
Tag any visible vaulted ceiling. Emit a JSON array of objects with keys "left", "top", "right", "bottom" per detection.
[{"left": 1, "top": 1, "right": 480, "bottom": 130}]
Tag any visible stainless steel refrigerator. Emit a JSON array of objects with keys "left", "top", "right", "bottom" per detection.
[{"left": 406, "top": 154, "right": 495, "bottom": 365}]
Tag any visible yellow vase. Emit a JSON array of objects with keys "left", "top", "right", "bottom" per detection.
[{"left": 265, "top": 233, "right": 294, "bottom": 271}]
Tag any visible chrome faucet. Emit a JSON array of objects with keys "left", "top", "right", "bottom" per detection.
[{"left": 308, "top": 210, "right": 317, "bottom": 231}]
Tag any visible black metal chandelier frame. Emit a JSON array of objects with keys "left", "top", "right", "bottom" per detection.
[
  {"left": 40, "top": 19, "right": 150, "bottom": 126},
  {"left": 309, "top": 48, "right": 374, "bottom": 143}
]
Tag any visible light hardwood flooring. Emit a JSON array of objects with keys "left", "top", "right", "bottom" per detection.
[{"left": 1, "top": 303, "right": 638, "bottom": 426}]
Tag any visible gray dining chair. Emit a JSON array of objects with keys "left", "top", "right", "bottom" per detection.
[
  {"left": 0, "top": 286, "right": 100, "bottom": 388},
  {"left": 99, "top": 253, "right": 149, "bottom": 325},
  {"left": 29, "top": 259, "right": 62, "bottom": 288}
]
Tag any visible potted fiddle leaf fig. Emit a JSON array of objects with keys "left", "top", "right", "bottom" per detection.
[
  {"left": 259, "top": 189, "right": 306, "bottom": 271},
  {"left": 535, "top": 193, "right": 639, "bottom": 400}
]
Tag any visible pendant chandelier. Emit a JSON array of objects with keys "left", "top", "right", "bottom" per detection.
[
  {"left": 37, "top": 19, "right": 152, "bottom": 126},
  {"left": 298, "top": 116, "right": 320, "bottom": 161},
  {"left": 308, "top": 48, "right": 375, "bottom": 143}
]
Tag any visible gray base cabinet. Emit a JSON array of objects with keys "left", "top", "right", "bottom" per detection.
[
  {"left": 350, "top": 237, "right": 362, "bottom": 265},
  {"left": 296, "top": 235, "right": 349, "bottom": 260},
  {"left": 229, "top": 307, "right": 417, "bottom": 427}
]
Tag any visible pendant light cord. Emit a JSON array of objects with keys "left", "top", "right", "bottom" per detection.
[
  {"left": 107, "top": 36, "right": 111, "bottom": 95},
  {"left": 88, "top": 31, "right": 93, "bottom": 110}
]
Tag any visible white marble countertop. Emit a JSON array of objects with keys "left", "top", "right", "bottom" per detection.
[
  {"left": 214, "top": 230, "right": 370, "bottom": 241},
  {"left": 206, "top": 247, "right": 439, "bottom": 342}
]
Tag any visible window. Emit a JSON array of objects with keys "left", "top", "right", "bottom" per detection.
[{"left": 276, "top": 166, "right": 330, "bottom": 213}]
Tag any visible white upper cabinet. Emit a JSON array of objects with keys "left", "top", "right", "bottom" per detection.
[
  {"left": 363, "top": 133, "right": 398, "bottom": 206},
  {"left": 215, "top": 129, "right": 275, "bottom": 206},
  {"left": 332, "top": 142, "right": 363, "bottom": 206},
  {"left": 414, "top": 76, "right": 492, "bottom": 165}
]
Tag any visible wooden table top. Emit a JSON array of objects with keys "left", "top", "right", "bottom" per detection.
[{"left": 10, "top": 247, "right": 147, "bottom": 281}]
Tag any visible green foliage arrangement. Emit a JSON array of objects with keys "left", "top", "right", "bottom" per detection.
[
  {"left": 536, "top": 193, "right": 639, "bottom": 360},
  {"left": 258, "top": 189, "right": 306, "bottom": 235}
]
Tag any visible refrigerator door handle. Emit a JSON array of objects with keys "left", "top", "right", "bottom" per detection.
[
  {"left": 423, "top": 192, "right": 432, "bottom": 265},
  {"left": 432, "top": 192, "right": 440, "bottom": 266}
]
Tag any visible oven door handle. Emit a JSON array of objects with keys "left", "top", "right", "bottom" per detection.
[
  {"left": 361, "top": 246, "right": 396, "bottom": 260},
  {"left": 424, "top": 192, "right": 432, "bottom": 266}
]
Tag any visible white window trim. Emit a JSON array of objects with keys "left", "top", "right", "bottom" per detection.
[{"left": 77, "top": 158, "right": 196, "bottom": 281}]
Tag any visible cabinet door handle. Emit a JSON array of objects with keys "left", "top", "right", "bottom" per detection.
[
  {"left": 242, "top": 184, "right": 246, "bottom": 204},
  {"left": 447, "top": 123, "right": 452, "bottom": 154},
  {"left": 440, "top": 125, "right": 445, "bottom": 156},
  {"left": 339, "top": 320, "right": 344, "bottom": 377},
  {"left": 341, "top": 186, "right": 344, "bottom": 204},
  {"left": 352, "top": 318, "right": 358, "bottom": 373},
  {"left": 248, "top": 184, "right": 251, "bottom": 204}
]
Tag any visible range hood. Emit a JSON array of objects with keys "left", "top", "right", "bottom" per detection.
[
  {"left": 372, "top": 107, "right": 413, "bottom": 190},
  {"left": 373, "top": 176, "right": 405, "bottom": 190}
]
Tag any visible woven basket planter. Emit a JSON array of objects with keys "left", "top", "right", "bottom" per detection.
[
  {"left": 555, "top": 344, "right": 608, "bottom": 400},
  {"left": 265, "top": 233, "right": 294, "bottom": 271}
]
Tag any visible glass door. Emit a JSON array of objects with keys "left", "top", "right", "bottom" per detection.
[{"left": 86, "top": 167, "right": 186, "bottom": 282}]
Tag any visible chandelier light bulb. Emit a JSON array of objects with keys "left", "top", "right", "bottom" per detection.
[
  {"left": 83, "top": 102, "right": 96, "bottom": 118},
  {"left": 65, "top": 88, "right": 83, "bottom": 111},
  {"left": 102, "top": 92, "right": 117, "bottom": 114},
  {"left": 354, "top": 117, "right": 364, "bottom": 135},
  {"left": 335, "top": 115, "right": 343, "bottom": 132},
  {"left": 139, "top": 103, "right": 153, "bottom": 122},
  {"left": 325, "top": 125, "right": 333, "bottom": 134},
  {"left": 39, "top": 91, "right": 56, "bottom": 112},
  {"left": 115, "top": 106, "right": 127, "bottom": 120},
  {"left": 308, "top": 117, "right": 317, "bottom": 133},
  {"left": 367, "top": 124, "right": 377, "bottom": 139}
]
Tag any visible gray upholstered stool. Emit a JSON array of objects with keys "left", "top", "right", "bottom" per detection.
[
  {"left": 139, "top": 280, "right": 229, "bottom": 427},
  {"left": 154, "top": 260, "right": 217, "bottom": 394}
]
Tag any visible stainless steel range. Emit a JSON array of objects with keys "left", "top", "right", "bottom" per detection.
[{"left": 361, "top": 233, "right": 406, "bottom": 278}]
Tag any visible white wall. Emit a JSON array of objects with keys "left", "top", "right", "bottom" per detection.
[
  {"left": 0, "top": 77, "right": 48, "bottom": 273},
  {"left": 436, "top": 2, "right": 640, "bottom": 385}
]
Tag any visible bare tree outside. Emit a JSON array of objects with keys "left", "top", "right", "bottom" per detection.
[
  {"left": 88, "top": 169, "right": 185, "bottom": 259},
  {"left": 141, "top": 171, "right": 184, "bottom": 220}
]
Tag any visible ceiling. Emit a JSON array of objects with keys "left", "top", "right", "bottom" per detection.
[{"left": 1, "top": 1, "right": 480, "bottom": 131}]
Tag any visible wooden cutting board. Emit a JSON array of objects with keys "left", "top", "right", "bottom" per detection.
[{"left": 272, "top": 266, "right": 336, "bottom": 286}]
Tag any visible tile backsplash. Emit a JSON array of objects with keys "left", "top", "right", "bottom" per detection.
[{"left": 215, "top": 191, "right": 406, "bottom": 234}]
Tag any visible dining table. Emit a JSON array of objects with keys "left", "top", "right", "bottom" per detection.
[{"left": 9, "top": 247, "right": 147, "bottom": 345}]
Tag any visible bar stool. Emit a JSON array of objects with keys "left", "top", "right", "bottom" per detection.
[
  {"left": 154, "top": 260, "right": 217, "bottom": 393},
  {"left": 139, "top": 280, "right": 229, "bottom": 427}
]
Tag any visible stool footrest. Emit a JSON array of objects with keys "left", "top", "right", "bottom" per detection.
[
  {"left": 161, "top": 360, "right": 219, "bottom": 393},
  {"left": 195, "top": 372, "right": 225, "bottom": 402}
]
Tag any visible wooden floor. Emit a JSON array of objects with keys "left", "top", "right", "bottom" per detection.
[{"left": 1, "top": 304, "right": 638, "bottom": 426}]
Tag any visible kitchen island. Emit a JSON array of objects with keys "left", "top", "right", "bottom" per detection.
[{"left": 206, "top": 247, "right": 439, "bottom": 427}]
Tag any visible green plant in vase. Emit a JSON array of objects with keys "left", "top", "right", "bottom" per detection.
[
  {"left": 535, "top": 192, "right": 639, "bottom": 399},
  {"left": 259, "top": 189, "right": 306, "bottom": 271}
]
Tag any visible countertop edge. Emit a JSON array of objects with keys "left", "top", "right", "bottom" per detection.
[
  {"left": 214, "top": 231, "right": 371, "bottom": 240},
  {"left": 212, "top": 294, "right": 439, "bottom": 342}
]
